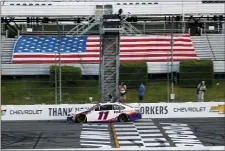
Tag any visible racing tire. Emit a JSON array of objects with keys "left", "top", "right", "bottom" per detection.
[
  {"left": 118, "top": 114, "right": 128, "bottom": 122},
  {"left": 76, "top": 114, "right": 87, "bottom": 123},
  {"left": 66, "top": 117, "right": 74, "bottom": 123}
]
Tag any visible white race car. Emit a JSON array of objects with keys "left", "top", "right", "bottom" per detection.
[{"left": 66, "top": 102, "right": 142, "bottom": 123}]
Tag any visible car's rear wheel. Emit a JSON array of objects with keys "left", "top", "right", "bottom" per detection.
[
  {"left": 118, "top": 114, "right": 128, "bottom": 122},
  {"left": 76, "top": 114, "right": 87, "bottom": 123}
]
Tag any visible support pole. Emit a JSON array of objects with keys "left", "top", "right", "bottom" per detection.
[
  {"left": 182, "top": 0, "right": 185, "bottom": 33},
  {"left": 170, "top": 15, "right": 175, "bottom": 102},
  {"left": 167, "top": 50, "right": 170, "bottom": 103},
  {"left": 115, "top": 35, "right": 120, "bottom": 99},
  {"left": 54, "top": 52, "right": 58, "bottom": 104},
  {"left": 0, "top": 2, "right": 2, "bottom": 106},
  {"left": 57, "top": 18, "right": 62, "bottom": 104},
  {"left": 0, "top": 1, "right": 2, "bottom": 145}
]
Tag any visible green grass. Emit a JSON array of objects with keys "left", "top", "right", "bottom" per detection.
[{"left": 2, "top": 77, "right": 225, "bottom": 105}]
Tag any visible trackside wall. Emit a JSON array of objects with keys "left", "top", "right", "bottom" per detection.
[{"left": 1, "top": 102, "right": 224, "bottom": 121}]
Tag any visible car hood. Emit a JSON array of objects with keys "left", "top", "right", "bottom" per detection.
[{"left": 132, "top": 106, "right": 141, "bottom": 112}]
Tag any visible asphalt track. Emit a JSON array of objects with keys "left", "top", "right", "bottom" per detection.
[{"left": 2, "top": 117, "right": 225, "bottom": 149}]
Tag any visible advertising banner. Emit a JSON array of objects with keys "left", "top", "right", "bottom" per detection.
[
  {"left": 133, "top": 102, "right": 225, "bottom": 118},
  {"left": 1, "top": 102, "right": 224, "bottom": 121},
  {"left": 1, "top": 104, "right": 93, "bottom": 121}
]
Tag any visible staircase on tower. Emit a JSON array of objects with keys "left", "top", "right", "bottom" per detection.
[
  {"left": 66, "top": 5, "right": 141, "bottom": 102},
  {"left": 1, "top": 37, "right": 17, "bottom": 64},
  {"left": 66, "top": 5, "right": 113, "bottom": 36},
  {"left": 99, "top": 14, "right": 123, "bottom": 102},
  {"left": 66, "top": 5, "right": 142, "bottom": 37}
]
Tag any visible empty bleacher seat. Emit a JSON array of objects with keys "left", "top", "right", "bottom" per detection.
[
  {"left": 192, "top": 34, "right": 225, "bottom": 60},
  {"left": 207, "top": 34, "right": 225, "bottom": 60}
]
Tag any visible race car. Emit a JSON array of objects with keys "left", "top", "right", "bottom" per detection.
[{"left": 66, "top": 102, "right": 142, "bottom": 123}]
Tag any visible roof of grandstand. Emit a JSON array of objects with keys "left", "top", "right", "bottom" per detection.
[{"left": 2, "top": 0, "right": 225, "bottom": 17}]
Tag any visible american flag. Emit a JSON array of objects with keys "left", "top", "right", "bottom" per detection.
[{"left": 12, "top": 35, "right": 198, "bottom": 64}]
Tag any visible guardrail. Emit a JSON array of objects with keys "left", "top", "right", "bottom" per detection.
[{"left": 2, "top": 21, "right": 224, "bottom": 37}]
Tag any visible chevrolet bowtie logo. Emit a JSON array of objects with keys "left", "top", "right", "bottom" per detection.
[
  {"left": 210, "top": 105, "right": 225, "bottom": 114},
  {"left": 1, "top": 109, "right": 6, "bottom": 116}
]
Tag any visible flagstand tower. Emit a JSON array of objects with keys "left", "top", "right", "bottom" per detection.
[{"left": 99, "top": 14, "right": 123, "bottom": 102}]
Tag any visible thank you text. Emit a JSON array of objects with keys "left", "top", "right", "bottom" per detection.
[
  {"left": 140, "top": 105, "right": 168, "bottom": 115},
  {"left": 49, "top": 107, "right": 90, "bottom": 116}
]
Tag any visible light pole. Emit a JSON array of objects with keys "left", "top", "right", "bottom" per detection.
[
  {"left": 54, "top": 52, "right": 58, "bottom": 104},
  {"left": 170, "top": 15, "right": 175, "bottom": 102},
  {"left": 57, "top": 18, "right": 62, "bottom": 104},
  {"left": 182, "top": 0, "right": 185, "bottom": 33},
  {"left": 0, "top": 2, "right": 2, "bottom": 106},
  {"left": 167, "top": 47, "right": 170, "bottom": 103}
]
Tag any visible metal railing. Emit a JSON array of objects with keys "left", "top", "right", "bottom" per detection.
[
  {"left": 2, "top": 21, "right": 224, "bottom": 37},
  {"left": 205, "top": 32, "right": 216, "bottom": 60},
  {"left": 66, "top": 15, "right": 95, "bottom": 36}
]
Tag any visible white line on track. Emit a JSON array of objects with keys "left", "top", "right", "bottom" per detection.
[
  {"left": 82, "top": 124, "right": 108, "bottom": 127},
  {"left": 116, "top": 132, "right": 139, "bottom": 135},
  {"left": 140, "top": 133, "right": 163, "bottom": 137},
  {"left": 116, "top": 122, "right": 134, "bottom": 124},
  {"left": 81, "top": 131, "right": 110, "bottom": 135},
  {"left": 114, "top": 128, "right": 137, "bottom": 131},
  {"left": 137, "top": 119, "right": 152, "bottom": 121},
  {"left": 80, "top": 140, "right": 111, "bottom": 144},
  {"left": 80, "top": 136, "right": 110, "bottom": 140},
  {"left": 134, "top": 122, "right": 155, "bottom": 125},
  {"left": 117, "top": 136, "right": 143, "bottom": 140},
  {"left": 142, "top": 138, "right": 167, "bottom": 142},
  {"left": 119, "top": 146, "right": 146, "bottom": 148},
  {"left": 145, "top": 143, "right": 170, "bottom": 147},
  {"left": 114, "top": 125, "right": 135, "bottom": 128},
  {"left": 136, "top": 126, "right": 157, "bottom": 129},
  {"left": 138, "top": 129, "right": 161, "bottom": 133},
  {"left": 80, "top": 144, "right": 112, "bottom": 147},
  {"left": 119, "top": 141, "right": 145, "bottom": 144},
  {"left": 82, "top": 128, "right": 108, "bottom": 131}
]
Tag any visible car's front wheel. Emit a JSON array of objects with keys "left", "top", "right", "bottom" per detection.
[
  {"left": 118, "top": 114, "right": 128, "bottom": 122},
  {"left": 76, "top": 114, "right": 87, "bottom": 123},
  {"left": 66, "top": 117, "right": 74, "bottom": 123}
]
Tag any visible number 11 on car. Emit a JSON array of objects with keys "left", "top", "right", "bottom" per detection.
[{"left": 98, "top": 111, "right": 109, "bottom": 120}]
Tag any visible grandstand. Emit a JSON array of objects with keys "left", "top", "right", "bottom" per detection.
[
  {"left": 1, "top": 0, "right": 224, "bottom": 75},
  {"left": 192, "top": 34, "right": 225, "bottom": 60},
  {"left": 0, "top": 0, "right": 224, "bottom": 104},
  {"left": 1, "top": 0, "right": 225, "bottom": 16},
  {"left": 1, "top": 34, "right": 224, "bottom": 75}
]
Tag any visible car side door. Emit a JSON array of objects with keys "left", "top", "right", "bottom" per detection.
[
  {"left": 113, "top": 104, "right": 126, "bottom": 117},
  {"left": 87, "top": 105, "right": 114, "bottom": 122}
]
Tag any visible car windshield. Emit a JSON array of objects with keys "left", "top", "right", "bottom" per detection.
[{"left": 88, "top": 104, "right": 100, "bottom": 111}]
